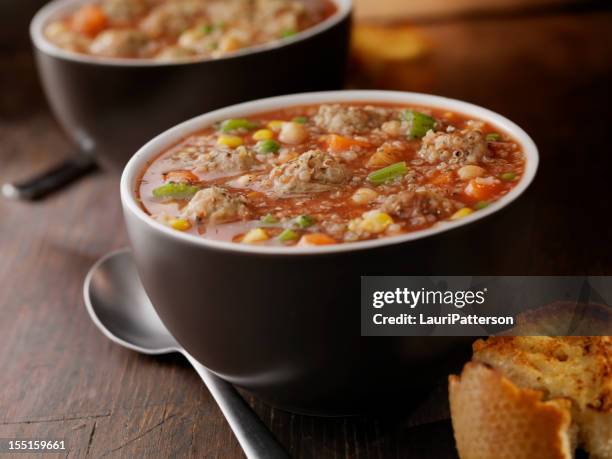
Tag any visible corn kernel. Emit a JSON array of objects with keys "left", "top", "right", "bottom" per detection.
[
  {"left": 267, "top": 120, "right": 285, "bottom": 132},
  {"left": 170, "top": 218, "right": 191, "bottom": 231},
  {"left": 217, "top": 134, "right": 243, "bottom": 148},
  {"left": 361, "top": 211, "right": 394, "bottom": 233},
  {"left": 253, "top": 129, "right": 273, "bottom": 141},
  {"left": 451, "top": 208, "right": 474, "bottom": 220},
  {"left": 242, "top": 228, "right": 268, "bottom": 243}
]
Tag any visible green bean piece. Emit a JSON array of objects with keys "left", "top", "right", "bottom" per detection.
[
  {"left": 281, "top": 28, "right": 297, "bottom": 38},
  {"left": 500, "top": 172, "right": 516, "bottom": 181},
  {"left": 292, "top": 116, "right": 308, "bottom": 124},
  {"left": 220, "top": 118, "right": 258, "bottom": 133},
  {"left": 402, "top": 110, "right": 436, "bottom": 138},
  {"left": 278, "top": 229, "right": 299, "bottom": 242},
  {"left": 367, "top": 161, "right": 408, "bottom": 185},
  {"left": 474, "top": 201, "right": 490, "bottom": 210},
  {"left": 201, "top": 24, "right": 213, "bottom": 34},
  {"left": 486, "top": 133, "right": 502, "bottom": 142},
  {"left": 152, "top": 183, "right": 200, "bottom": 200},
  {"left": 256, "top": 139, "right": 280, "bottom": 154},
  {"left": 295, "top": 215, "right": 315, "bottom": 228},
  {"left": 260, "top": 214, "right": 278, "bottom": 224}
]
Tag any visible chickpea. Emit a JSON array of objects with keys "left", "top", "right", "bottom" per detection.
[
  {"left": 457, "top": 165, "right": 485, "bottom": 180},
  {"left": 351, "top": 187, "right": 378, "bottom": 205},
  {"left": 235, "top": 174, "right": 255, "bottom": 187},
  {"left": 279, "top": 122, "right": 308, "bottom": 145}
]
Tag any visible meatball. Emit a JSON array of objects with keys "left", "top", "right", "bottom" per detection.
[
  {"left": 141, "top": 1, "right": 206, "bottom": 39},
  {"left": 205, "top": 0, "right": 252, "bottom": 24},
  {"left": 89, "top": 29, "right": 150, "bottom": 58},
  {"left": 418, "top": 128, "right": 488, "bottom": 165},
  {"left": 180, "top": 186, "right": 249, "bottom": 223},
  {"left": 177, "top": 27, "right": 219, "bottom": 55},
  {"left": 102, "top": 0, "right": 151, "bottom": 23},
  {"left": 380, "top": 190, "right": 461, "bottom": 226},
  {"left": 254, "top": 0, "right": 304, "bottom": 37},
  {"left": 266, "top": 150, "right": 348, "bottom": 196},
  {"left": 313, "top": 104, "right": 392, "bottom": 136},
  {"left": 192, "top": 146, "right": 260, "bottom": 175},
  {"left": 45, "top": 21, "right": 91, "bottom": 53}
]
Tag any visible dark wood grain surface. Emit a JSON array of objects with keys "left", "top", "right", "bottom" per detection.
[{"left": 1, "top": 5, "right": 611, "bottom": 458}]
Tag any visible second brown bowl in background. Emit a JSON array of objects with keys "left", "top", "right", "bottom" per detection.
[{"left": 30, "top": 0, "right": 352, "bottom": 170}]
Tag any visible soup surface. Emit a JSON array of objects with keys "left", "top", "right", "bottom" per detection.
[
  {"left": 45, "top": 0, "right": 336, "bottom": 60},
  {"left": 138, "top": 103, "right": 526, "bottom": 247}
]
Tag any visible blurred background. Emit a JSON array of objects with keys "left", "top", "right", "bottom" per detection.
[{"left": 1, "top": 0, "right": 611, "bottom": 457}]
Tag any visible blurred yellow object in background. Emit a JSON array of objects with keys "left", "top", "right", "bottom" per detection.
[
  {"left": 350, "top": 23, "right": 432, "bottom": 91},
  {"left": 352, "top": 24, "right": 427, "bottom": 62},
  {"left": 353, "top": 0, "right": 571, "bottom": 22}
]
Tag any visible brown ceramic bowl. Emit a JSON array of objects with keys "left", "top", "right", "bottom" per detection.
[
  {"left": 121, "top": 91, "right": 539, "bottom": 415},
  {"left": 30, "top": 0, "right": 352, "bottom": 170}
]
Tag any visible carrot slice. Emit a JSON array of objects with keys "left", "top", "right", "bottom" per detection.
[
  {"left": 72, "top": 5, "right": 107, "bottom": 36},
  {"left": 163, "top": 170, "right": 199, "bottom": 184},
  {"left": 321, "top": 135, "right": 371, "bottom": 152},
  {"left": 464, "top": 178, "right": 502, "bottom": 201},
  {"left": 299, "top": 233, "right": 336, "bottom": 246},
  {"left": 246, "top": 191, "right": 264, "bottom": 199}
]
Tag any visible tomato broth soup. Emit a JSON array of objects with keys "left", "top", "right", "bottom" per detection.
[
  {"left": 137, "top": 103, "right": 526, "bottom": 247},
  {"left": 45, "top": 0, "right": 336, "bottom": 60}
]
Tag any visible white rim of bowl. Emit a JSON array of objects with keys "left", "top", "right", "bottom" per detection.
[
  {"left": 121, "top": 90, "right": 539, "bottom": 256},
  {"left": 30, "top": 0, "right": 352, "bottom": 67}
]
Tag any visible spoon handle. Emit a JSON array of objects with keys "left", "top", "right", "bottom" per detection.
[
  {"left": 2, "top": 152, "right": 97, "bottom": 200},
  {"left": 184, "top": 353, "right": 290, "bottom": 459}
]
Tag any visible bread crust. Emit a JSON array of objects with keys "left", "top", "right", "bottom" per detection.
[
  {"left": 449, "top": 362, "right": 575, "bottom": 459},
  {"left": 450, "top": 337, "right": 611, "bottom": 459}
]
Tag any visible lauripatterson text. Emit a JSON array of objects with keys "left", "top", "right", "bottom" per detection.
[{"left": 372, "top": 313, "right": 514, "bottom": 326}]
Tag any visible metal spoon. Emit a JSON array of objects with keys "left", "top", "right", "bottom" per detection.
[{"left": 83, "top": 248, "right": 289, "bottom": 459}]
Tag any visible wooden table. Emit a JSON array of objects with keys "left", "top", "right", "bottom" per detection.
[{"left": 1, "top": 4, "right": 611, "bottom": 458}]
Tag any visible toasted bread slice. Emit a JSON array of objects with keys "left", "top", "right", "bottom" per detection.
[
  {"left": 449, "top": 362, "right": 576, "bottom": 459},
  {"left": 472, "top": 336, "right": 611, "bottom": 459}
]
